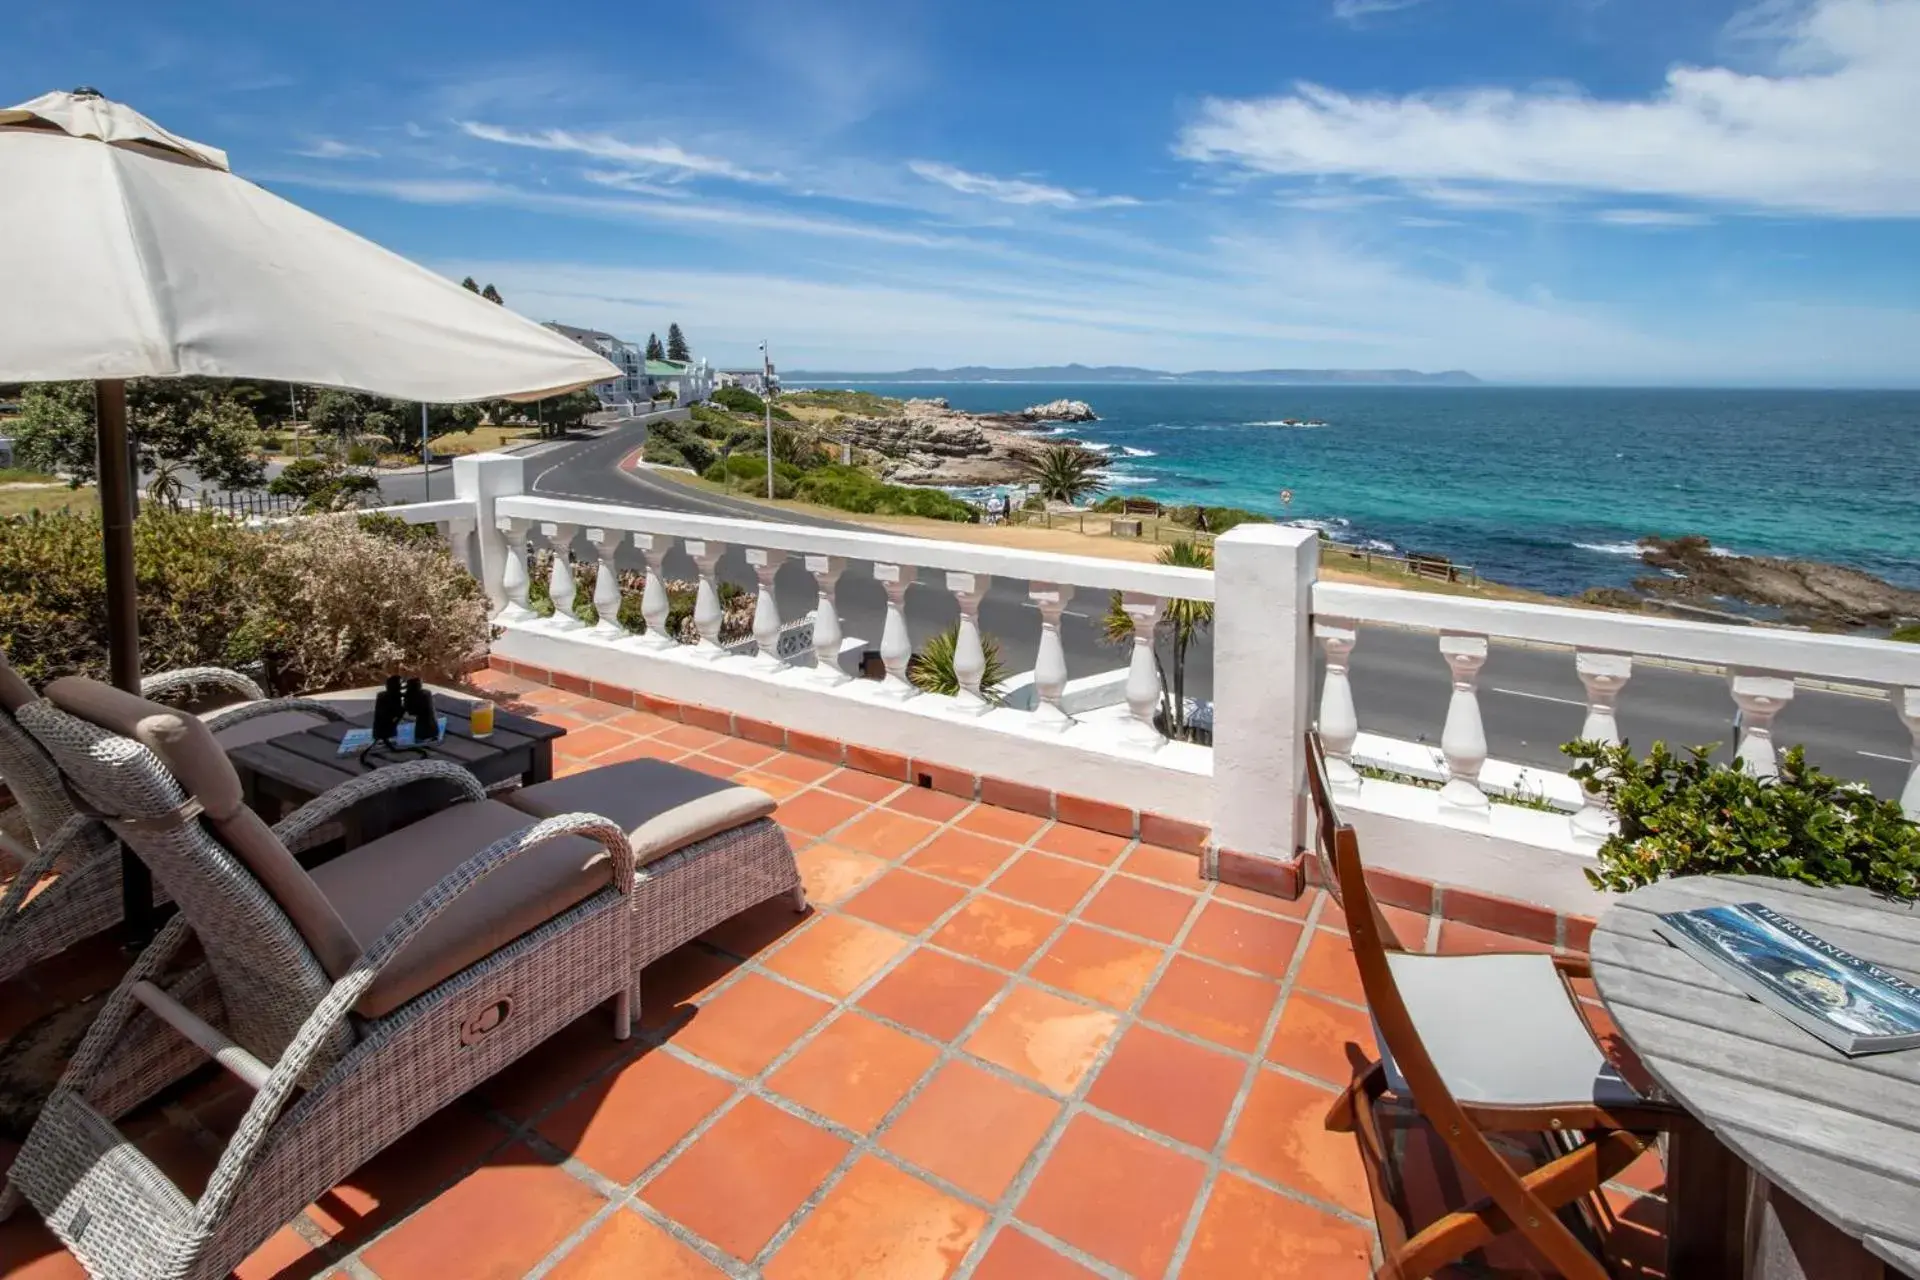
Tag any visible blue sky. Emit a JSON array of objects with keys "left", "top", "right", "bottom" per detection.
[{"left": 7, "top": 0, "right": 1920, "bottom": 383}]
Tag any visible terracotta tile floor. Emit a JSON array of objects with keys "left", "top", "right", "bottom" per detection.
[{"left": 0, "top": 677, "right": 1669, "bottom": 1279}]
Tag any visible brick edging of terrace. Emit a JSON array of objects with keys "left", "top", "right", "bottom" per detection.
[{"left": 491, "top": 655, "right": 1598, "bottom": 953}]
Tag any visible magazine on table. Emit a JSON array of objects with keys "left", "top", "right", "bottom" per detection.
[{"left": 1653, "top": 901, "right": 1920, "bottom": 1057}]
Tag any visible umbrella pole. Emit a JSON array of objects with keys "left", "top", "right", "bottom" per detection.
[{"left": 95, "top": 378, "right": 155, "bottom": 944}]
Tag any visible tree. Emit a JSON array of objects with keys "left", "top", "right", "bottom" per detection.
[
  {"left": 1102, "top": 539, "right": 1214, "bottom": 741},
  {"left": 13, "top": 380, "right": 266, "bottom": 492},
  {"left": 537, "top": 388, "right": 600, "bottom": 439},
  {"left": 145, "top": 459, "right": 189, "bottom": 511},
  {"left": 645, "top": 333, "right": 665, "bottom": 361},
  {"left": 481, "top": 283, "right": 504, "bottom": 305},
  {"left": 1021, "top": 443, "right": 1107, "bottom": 505},
  {"left": 460, "top": 276, "right": 480, "bottom": 293},
  {"left": 666, "top": 322, "right": 689, "bottom": 362},
  {"left": 307, "top": 390, "right": 479, "bottom": 452},
  {"left": 267, "top": 456, "right": 381, "bottom": 512}
]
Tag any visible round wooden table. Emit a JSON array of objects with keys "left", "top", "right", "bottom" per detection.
[{"left": 1592, "top": 875, "right": 1920, "bottom": 1280}]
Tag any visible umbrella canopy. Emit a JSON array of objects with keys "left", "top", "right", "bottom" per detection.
[{"left": 0, "top": 89, "right": 619, "bottom": 399}]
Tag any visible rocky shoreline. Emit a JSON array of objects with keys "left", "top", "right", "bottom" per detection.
[
  {"left": 833, "top": 397, "right": 1097, "bottom": 486},
  {"left": 1584, "top": 535, "right": 1920, "bottom": 632}
]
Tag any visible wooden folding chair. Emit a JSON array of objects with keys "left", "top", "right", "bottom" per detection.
[{"left": 1307, "top": 733, "right": 1682, "bottom": 1279}]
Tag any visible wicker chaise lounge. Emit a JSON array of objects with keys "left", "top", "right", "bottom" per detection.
[
  {"left": 0, "top": 678, "right": 636, "bottom": 1280},
  {"left": 0, "top": 654, "right": 344, "bottom": 982}
]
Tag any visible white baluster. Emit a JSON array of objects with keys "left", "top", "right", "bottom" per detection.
[
  {"left": 447, "top": 517, "right": 478, "bottom": 579},
  {"left": 805, "top": 555, "right": 848, "bottom": 685},
  {"left": 1437, "top": 632, "right": 1490, "bottom": 809},
  {"left": 1895, "top": 687, "right": 1919, "bottom": 821},
  {"left": 747, "top": 548, "right": 787, "bottom": 669},
  {"left": 583, "top": 527, "right": 626, "bottom": 638},
  {"left": 946, "top": 572, "right": 993, "bottom": 713},
  {"left": 495, "top": 516, "right": 533, "bottom": 623},
  {"left": 1572, "top": 652, "right": 1632, "bottom": 840},
  {"left": 1121, "top": 593, "right": 1165, "bottom": 748},
  {"left": 873, "top": 563, "right": 916, "bottom": 698},
  {"left": 1730, "top": 671, "right": 1794, "bottom": 779},
  {"left": 685, "top": 539, "right": 726, "bottom": 656},
  {"left": 540, "top": 522, "right": 583, "bottom": 630},
  {"left": 1029, "top": 583, "right": 1074, "bottom": 731},
  {"left": 1314, "top": 617, "right": 1359, "bottom": 789},
  {"left": 633, "top": 533, "right": 674, "bottom": 649}
]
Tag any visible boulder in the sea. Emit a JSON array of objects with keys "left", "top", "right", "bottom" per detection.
[
  {"left": 1634, "top": 534, "right": 1920, "bottom": 629},
  {"left": 1018, "top": 398, "right": 1097, "bottom": 423}
]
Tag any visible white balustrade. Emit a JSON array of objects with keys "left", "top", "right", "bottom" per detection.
[
  {"left": 873, "top": 563, "right": 917, "bottom": 698},
  {"left": 1314, "top": 618, "right": 1359, "bottom": 788},
  {"left": 447, "top": 517, "right": 478, "bottom": 580},
  {"left": 1730, "top": 671, "right": 1795, "bottom": 779},
  {"left": 1120, "top": 593, "right": 1166, "bottom": 748},
  {"left": 583, "top": 527, "right": 626, "bottom": 638},
  {"left": 1437, "top": 632, "right": 1490, "bottom": 809},
  {"left": 632, "top": 533, "right": 675, "bottom": 650},
  {"left": 746, "top": 548, "right": 787, "bottom": 670},
  {"left": 539, "top": 522, "right": 583, "bottom": 630},
  {"left": 495, "top": 516, "right": 534, "bottom": 622},
  {"left": 947, "top": 572, "right": 992, "bottom": 713},
  {"left": 805, "top": 555, "right": 849, "bottom": 685},
  {"left": 1897, "top": 687, "right": 1920, "bottom": 820},
  {"left": 685, "top": 539, "right": 726, "bottom": 657},
  {"left": 1029, "top": 583, "right": 1075, "bottom": 731},
  {"left": 1571, "top": 651, "right": 1632, "bottom": 839}
]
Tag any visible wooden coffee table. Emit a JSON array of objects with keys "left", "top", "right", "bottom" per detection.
[{"left": 228, "top": 702, "right": 565, "bottom": 852}]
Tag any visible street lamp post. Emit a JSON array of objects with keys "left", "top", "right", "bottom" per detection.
[
  {"left": 760, "top": 340, "right": 774, "bottom": 500},
  {"left": 420, "top": 402, "right": 430, "bottom": 500}
]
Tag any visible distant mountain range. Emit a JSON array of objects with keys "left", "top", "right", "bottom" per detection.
[{"left": 784, "top": 364, "right": 1482, "bottom": 386}]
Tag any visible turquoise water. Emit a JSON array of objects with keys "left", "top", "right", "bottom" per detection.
[{"left": 814, "top": 384, "right": 1920, "bottom": 597}]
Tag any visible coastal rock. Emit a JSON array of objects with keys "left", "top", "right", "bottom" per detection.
[
  {"left": 829, "top": 398, "right": 1090, "bottom": 485},
  {"left": 1016, "top": 398, "right": 1097, "bottom": 423},
  {"left": 1633, "top": 535, "right": 1920, "bottom": 629}
]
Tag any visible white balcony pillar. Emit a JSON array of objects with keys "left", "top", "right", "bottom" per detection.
[
  {"left": 1120, "top": 593, "right": 1165, "bottom": 749},
  {"left": 1896, "top": 687, "right": 1920, "bottom": 821},
  {"left": 1212, "top": 526, "right": 1319, "bottom": 866},
  {"left": 1314, "top": 618, "right": 1359, "bottom": 790},
  {"left": 1029, "top": 583, "right": 1075, "bottom": 731},
  {"left": 494, "top": 515, "right": 534, "bottom": 623},
  {"left": 454, "top": 452, "right": 525, "bottom": 612},
  {"left": 539, "top": 522, "right": 584, "bottom": 630},
  {"left": 1730, "top": 671, "right": 1795, "bottom": 779},
  {"left": 746, "top": 548, "right": 788, "bottom": 670},
  {"left": 805, "top": 555, "right": 848, "bottom": 685},
  {"left": 685, "top": 539, "right": 727, "bottom": 657},
  {"left": 632, "top": 533, "right": 675, "bottom": 650},
  {"left": 873, "top": 564, "right": 917, "bottom": 699},
  {"left": 947, "top": 571, "right": 993, "bottom": 714},
  {"left": 1437, "top": 633, "right": 1491, "bottom": 809},
  {"left": 446, "top": 517, "right": 479, "bottom": 580},
  {"left": 583, "top": 527, "right": 626, "bottom": 638},
  {"left": 1572, "top": 652, "right": 1632, "bottom": 840}
]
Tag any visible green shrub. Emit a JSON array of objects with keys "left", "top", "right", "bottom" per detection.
[
  {"left": 711, "top": 385, "right": 767, "bottom": 416},
  {"left": 259, "top": 435, "right": 286, "bottom": 453},
  {"left": 1567, "top": 740, "right": 1919, "bottom": 900},
  {"left": 345, "top": 442, "right": 381, "bottom": 466},
  {"left": 908, "top": 624, "right": 1009, "bottom": 702},
  {"left": 1165, "top": 504, "right": 1270, "bottom": 534},
  {"left": 642, "top": 420, "right": 715, "bottom": 473},
  {"left": 792, "top": 466, "right": 978, "bottom": 522},
  {"left": 1893, "top": 623, "right": 1920, "bottom": 643}
]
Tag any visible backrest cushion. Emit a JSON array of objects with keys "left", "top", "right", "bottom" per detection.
[
  {"left": 0, "top": 650, "right": 37, "bottom": 713},
  {"left": 44, "top": 676, "right": 362, "bottom": 977}
]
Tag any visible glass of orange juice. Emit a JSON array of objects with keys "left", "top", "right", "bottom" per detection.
[{"left": 469, "top": 700, "right": 495, "bottom": 738}]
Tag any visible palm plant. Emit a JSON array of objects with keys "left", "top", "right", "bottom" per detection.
[
  {"left": 1102, "top": 539, "right": 1214, "bottom": 740},
  {"left": 1022, "top": 443, "right": 1107, "bottom": 505},
  {"left": 144, "top": 459, "right": 188, "bottom": 511},
  {"left": 909, "top": 623, "right": 1010, "bottom": 703}
]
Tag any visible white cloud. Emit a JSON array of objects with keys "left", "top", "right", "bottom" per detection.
[
  {"left": 908, "top": 160, "right": 1139, "bottom": 209},
  {"left": 581, "top": 170, "right": 692, "bottom": 199},
  {"left": 294, "top": 138, "right": 379, "bottom": 160},
  {"left": 459, "top": 122, "right": 782, "bottom": 184},
  {"left": 1595, "top": 208, "right": 1715, "bottom": 227},
  {"left": 1178, "top": 0, "right": 1920, "bottom": 217},
  {"left": 1331, "top": 0, "right": 1427, "bottom": 23}
]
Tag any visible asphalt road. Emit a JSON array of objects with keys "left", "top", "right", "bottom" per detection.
[{"left": 368, "top": 421, "right": 1915, "bottom": 800}]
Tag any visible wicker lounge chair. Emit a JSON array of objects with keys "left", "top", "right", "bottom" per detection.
[
  {"left": 1306, "top": 734, "right": 1683, "bottom": 1280},
  {"left": 0, "top": 677, "right": 634, "bottom": 1280},
  {"left": 501, "top": 757, "right": 805, "bottom": 1013},
  {"left": 0, "top": 656, "right": 345, "bottom": 982}
]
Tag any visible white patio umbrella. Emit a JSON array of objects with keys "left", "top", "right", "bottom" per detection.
[{"left": 0, "top": 87, "right": 619, "bottom": 934}]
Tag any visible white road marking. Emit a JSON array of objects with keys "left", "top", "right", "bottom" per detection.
[
  {"left": 1857, "top": 750, "right": 1911, "bottom": 763},
  {"left": 1491, "top": 687, "right": 1587, "bottom": 708}
]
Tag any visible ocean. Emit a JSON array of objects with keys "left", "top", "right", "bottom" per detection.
[{"left": 810, "top": 383, "right": 1920, "bottom": 598}]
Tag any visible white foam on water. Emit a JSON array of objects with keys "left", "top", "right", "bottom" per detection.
[
  {"left": 1244, "top": 419, "right": 1329, "bottom": 428},
  {"left": 1574, "top": 541, "right": 1644, "bottom": 557},
  {"left": 1121, "top": 446, "right": 1157, "bottom": 457},
  {"left": 1080, "top": 442, "right": 1114, "bottom": 453}
]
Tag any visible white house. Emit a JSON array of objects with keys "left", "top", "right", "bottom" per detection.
[
  {"left": 716, "top": 365, "right": 778, "bottom": 396},
  {"left": 645, "top": 356, "right": 714, "bottom": 407},
  {"left": 547, "top": 323, "right": 715, "bottom": 409}
]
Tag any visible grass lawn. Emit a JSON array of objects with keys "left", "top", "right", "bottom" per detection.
[
  {"left": 0, "top": 485, "right": 95, "bottom": 519},
  {"left": 0, "top": 467, "right": 60, "bottom": 484},
  {"left": 427, "top": 423, "right": 543, "bottom": 456}
]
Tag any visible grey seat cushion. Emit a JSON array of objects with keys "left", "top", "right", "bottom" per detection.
[
  {"left": 502, "top": 758, "right": 776, "bottom": 869},
  {"left": 1378, "top": 952, "right": 1645, "bottom": 1109},
  {"left": 204, "top": 706, "right": 330, "bottom": 751},
  {"left": 310, "top": 798, "right": 612, "bottom": 1018}
]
